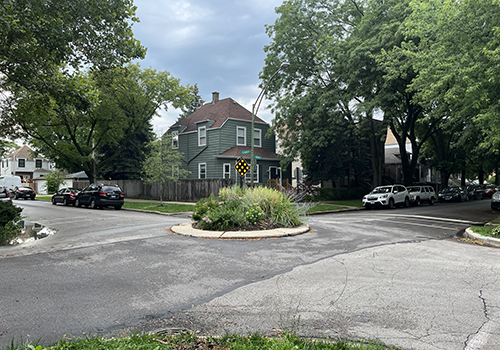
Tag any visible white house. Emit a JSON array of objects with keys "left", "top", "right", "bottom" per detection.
[{"left": 0, "top": 145, "right": 54, "bottom": 183}]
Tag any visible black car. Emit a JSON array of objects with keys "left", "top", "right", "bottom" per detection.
[
  {"left": 75, "top": 184, "right": 124, "bottom": 210},
  {"left": 438, "top": 186, "right": 468, "bottom": 202},
  {"left": 13, "top": 186, "right": 36, "bottom": 200},
  {"left": 52, "top": 188, "right": 80, "bottom": 206},
  {"left": 465, "top": 184, "right": 484, "bottom": 200},
  {"left": 0, "top": 186, "right": 12, "bottom": 203}
]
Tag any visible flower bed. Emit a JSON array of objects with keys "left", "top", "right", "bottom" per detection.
[{"left": 192, "top": 186, "right": 311, "bottom": 231}]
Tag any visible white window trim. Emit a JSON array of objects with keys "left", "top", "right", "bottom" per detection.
[
  {"left": 237, "top": 126, "right": 246, "bottom": 146},
  {"left": 198, "top": 163, "right": 207, "bottom": 179},
  {"left": 254, "top": 129, "right": 262, "bottom": 148},
  {"left": 223, "top": 163, "right": 231, "bottom": 179},
  {"left": 198, "top": 126, "right": 206, "bottom": 146},
  {"left": 18, "top": 158, "right": 26, "bottom": 168},
  {"left": 172, "top": 131, "right": 179, "bottom": 149}
]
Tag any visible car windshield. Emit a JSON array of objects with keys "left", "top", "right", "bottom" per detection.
[
  {"left": 442, "top": 187, "right": 459, "bottom": 193},
  {"left": 408, "top": 187, "right": 420, "bottom": 192},
  {"left": 372, "top": 187, "right": 391, "bottom": 194},
  {"left": 102, "top": 186, "right": 121, "bottom": 193}
]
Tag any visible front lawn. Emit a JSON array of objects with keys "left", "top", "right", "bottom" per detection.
[
  {"left": 470, "top": 225, "right": 500, "bottom": 238},
  {"left": 123, "top": 201, "right": 194, "bottom": 213}
]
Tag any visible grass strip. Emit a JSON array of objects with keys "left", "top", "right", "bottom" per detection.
[
  {"left": 9, "top": 333, "right": 399, "bottom": 350},
  {"left": 470, "top": 225, "right": 500, "bottom": 238},
  {"left": 122, "top": 201, "right": 194, "bottom": 213}
]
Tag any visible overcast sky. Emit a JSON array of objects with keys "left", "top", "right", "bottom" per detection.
[{"left": 131, "top": 0, "right": 284, "bottom": 135}]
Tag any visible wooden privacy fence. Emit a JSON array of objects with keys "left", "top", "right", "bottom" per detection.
[{"left": 73, "top": 179, "right": 235, "bottom": 202}]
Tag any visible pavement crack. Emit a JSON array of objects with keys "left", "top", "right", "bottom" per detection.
[{"left": 464, "top": 289, "right": 492, "bottom": 350}]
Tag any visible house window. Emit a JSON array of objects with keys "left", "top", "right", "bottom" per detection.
[
  {"left": 237, "top": 126, "right": 246, "bottom": 146},
  {"left": 254, "top": 129, "right": 262, "bottom": 147},
  {"left": 198, "top": 126, "right": 206, "bottom": 146},
  {"left": 223, "top": 163, "right": 231, "bottom": 179},
  {"left": 18, "top": 159, "right": 25, "bottom": 168},
  {"left": 198, "top": 163, "right": 207, "bottom": 179},
  {"left": 35, "top": 159, "right": 42, "bottom": 168},
  {"left": 172, "top": 131, "right": 179, "bottom": 149},
  {"left": 245, "top": 164, "right": 260, "bottom": 183}
]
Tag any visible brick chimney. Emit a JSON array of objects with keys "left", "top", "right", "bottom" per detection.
[{"left": 212, "top": 91, "right": 219, "bottom": 104}]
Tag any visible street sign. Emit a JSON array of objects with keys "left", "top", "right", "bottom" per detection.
[
  {"left": 240, "top": 150, "right": 251, "bottom": 155},
  {"left": 253, "top": 155, "right": 262, "bottom": 160},
  {"left": 235, "top": 158, "right": 250, "bottom": 177}
]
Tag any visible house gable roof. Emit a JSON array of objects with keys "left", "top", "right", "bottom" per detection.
[
  {"left": 5, "top": 145, "right": 41, "bottom": 161},
  {"left": 169, "top": 97, "right": 267, "bottom": 134}
]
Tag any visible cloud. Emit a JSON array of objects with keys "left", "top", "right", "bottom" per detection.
[{"left": 132, "top": 0, "right": 284, "bottom": 133}]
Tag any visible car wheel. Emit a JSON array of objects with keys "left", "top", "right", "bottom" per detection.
[
  {"left": 404, "top": 197, "right": 410, "bottom": 207},
  {"left": 114, "top": 206, "right": 122, "bottom": 210},
  {"left": 429, "top": 197, "right": 435, "bottom": 205},
  {"left": 52, "top": 197, "right": 56, "bottom": 205},
  {"left": 389, "top": 198, "right": 396, "bottom": 209},
  {"left": 63, "top": 198, "right": 68, "bottom": 206},
  {"left": 75, "top": 198, "right": 81, "bottom": 207},
  {"left": 89, "top": 198, "right": 96, "bottom": 209}
]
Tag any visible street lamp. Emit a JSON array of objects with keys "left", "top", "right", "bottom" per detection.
[{"left": 250, "top": 62, "right": 289, "bottom": 187}]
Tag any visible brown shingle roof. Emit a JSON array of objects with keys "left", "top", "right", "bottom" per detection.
[
  {"left": 6, "top": 145, "right": 39, "bottom": 161},
  {"left": 217, "top": 146, "right": 279, "bottom": 160},
  {"left": 170, "top": 97, "right": 267, "bottom": 133}
]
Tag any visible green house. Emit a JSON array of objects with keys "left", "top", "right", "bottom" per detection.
[{"left": 167, "top": 92, "right": 283, "bottom": 184}]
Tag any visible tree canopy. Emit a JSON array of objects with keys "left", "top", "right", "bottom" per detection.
[{"left": 262, "top": 0, "right": 500, "bottom": 187}]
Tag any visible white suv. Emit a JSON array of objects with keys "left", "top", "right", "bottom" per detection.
[
  {"left": 407, "top": 186, "right": 436, "bottom": 206},
  {"left": 362, "top": 184, "right": 410, "bottom": 209}
]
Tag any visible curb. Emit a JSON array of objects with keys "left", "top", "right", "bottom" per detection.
[
  {"left": 463, "top": 228, "right": 500, "bottom": 248},
  {"left": 170, "top": 221, "right": 311, "bottom": 239}
]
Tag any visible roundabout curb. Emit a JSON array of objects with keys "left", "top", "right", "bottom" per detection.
[
  {"left": 170, "top": 221, "right": 311, "bottom": 239},
  {"left": 464, "top": 228, "right": 500, "bottom": 248}
]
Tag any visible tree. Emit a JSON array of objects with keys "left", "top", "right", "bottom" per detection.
[
  {"left": 177, "top": 83, "right": 205, "bottom": 120},
  {"left": 142, "top": 134, "right": 190, "bottom": 203},
  {"left": 263, "top": 0, "right": 374, "bottom": 186},
  {"left": 0, "top": 0, "right": 145, "bottom": 95},
  {"left": 3, "top": 65, "right": 192, "bottom": 182},
  {"left": 45, "top": 170, "right": 66, "bottom": 194}
]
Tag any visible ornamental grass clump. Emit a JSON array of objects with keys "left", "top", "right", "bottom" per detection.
[{"left": 192, "top": 185, "right": 309, "bottom": 231}]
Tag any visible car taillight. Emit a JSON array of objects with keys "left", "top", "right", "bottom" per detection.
[
  {"left": 120, "top": 193, "right": 124, "bottom": 198},
  {"left": 6, "top": 193, "right": 9, "bottom": 197},
  {"left": 99, "top": 191, "right": 107, "bottom": 196},
  {"left": 69, "top": 193, "right": 76, "bottom": 199}
]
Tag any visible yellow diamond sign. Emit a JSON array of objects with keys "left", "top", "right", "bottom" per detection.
[{"left": 235, "top": 158, "right": 250, "bottom": 177}]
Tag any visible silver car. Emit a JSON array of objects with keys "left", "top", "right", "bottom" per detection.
[
  {"left": 362, "top": 184, "right": 410, "bottom": 209},
  {"left": 0, "top": 186, "right": 12, "bottom": 203}
]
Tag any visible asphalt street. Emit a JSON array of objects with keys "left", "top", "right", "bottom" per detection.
[{"left": 1, "top": 199, "right": 499, "bottom": 350}]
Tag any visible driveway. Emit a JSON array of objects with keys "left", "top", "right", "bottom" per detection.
[{"left": 1, "top": 199, "right": 499, "bottom": 350}]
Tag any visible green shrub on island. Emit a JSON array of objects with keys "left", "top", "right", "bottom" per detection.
[{"left": 192, "top": 186, "right": 309, "bottom": 231}]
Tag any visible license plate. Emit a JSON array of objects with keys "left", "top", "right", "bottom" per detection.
[
  {"left": 111, "top": 195, "right": 116, "bottom": 199},
  {"left": 370, "top": 201, "right": 375, "bottom": 204}
]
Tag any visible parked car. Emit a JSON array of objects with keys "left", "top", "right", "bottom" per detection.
[
  {"left": 13, "top": 186, "right": 36, "bottom": 200},
  {"left": 362, "top": 184, "right": 410, "bottom": 209},
  {"left": 492, "top": 190, "right": 500, "bottom": 210},
  {"left": 52, "top": 188, "right": 80, "bottom": 206},
  {"left": 438, "top": 186, "right": 468, "bottom": 202},
  {"left": 75, "top": 184, "right": 124, "bottom": 210},
  {"left": 0, "top": 186, "right": 12, "bottom": 203},
  {"left": 484, "top": 184, "right": 497, "bottom": 198},
  {"left": 465, "top": 184, "right": 484, "bottom": 200},
  {"left": 407, "top": 186, "right": 436, "bottom": 206}
]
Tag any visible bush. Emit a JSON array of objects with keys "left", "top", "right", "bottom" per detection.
[
  {"left": 0, "top": 201, "right": 23, "bottom": 245},
  {"left": 45, "top": 170, "right": 66, "bottom": 194},
  {"left": 192, "top": 186, "right": 309, "bottom": 231}
]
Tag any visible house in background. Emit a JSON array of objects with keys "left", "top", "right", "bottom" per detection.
[
  {"left": 0, "top": 145, "right": 53, "bottom": 184},
  {"left": 167, "top": 91, "right": 284, "bottom": 185}
]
